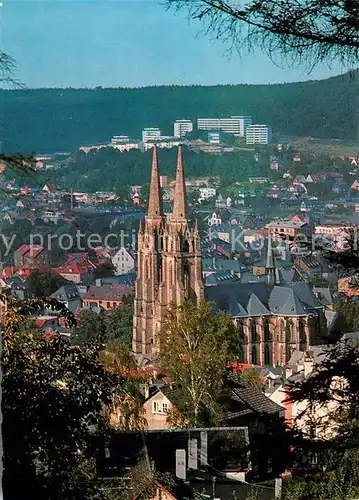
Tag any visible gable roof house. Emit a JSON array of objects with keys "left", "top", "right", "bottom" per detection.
[
  {"left": 141, "top": 379, "right": 285, "bottom": 481},
  {"left": 50, "top": 284, "right": 82, "bottom": 313},
  {"left": 111, "top": 246, "right": 136, "bottom": 276},
  {"left": 83, "top": 284, "right": 132, "bottom": 310},
  {"left": 13, "top": 244, "right": 49, "bottom": 271}
]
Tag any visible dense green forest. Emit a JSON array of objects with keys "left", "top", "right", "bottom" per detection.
[
  {"left": 56, "top": 147, "right": 269, "bottom": 192},
  {"left": 2, "top": 71, "right": 358, "bottom": 153}
]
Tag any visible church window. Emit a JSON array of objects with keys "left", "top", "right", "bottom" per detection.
[
  {"left": 264, "top": 344, "right": 271, "bottom": 365},
  {"left": 286, "top": 320, "right": 293, "bottom": 343},
  {"left": 252, "top": 345, "right": 258, "bottom": 365},
  {"left": 251, "top": 321, "right": 258, "bottom": 342},
  {"left": 238, "top": 321, "right": 244, "bottom": 338},
  {"left": 299, "top": 319, "right": 306, "bottom": 349},
  {"left": 264, "top": 320, "right": 271, "bottom": 342}
]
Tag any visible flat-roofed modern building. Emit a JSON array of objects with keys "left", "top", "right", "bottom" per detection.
[
  {"left": 197, "top": 116, "right": 252, "bottom": 137},
  {"left": 142, "top": 128, "right": 162, "bottom": 143},
  {"left": 246, "top": 124, "right": 272, "bottom": 145},
  {"left": 174, "top": 119, "right": 193, "bottom": 138}
]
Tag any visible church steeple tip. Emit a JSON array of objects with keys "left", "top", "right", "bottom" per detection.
[
  {"left": 171, "top": 144, "right": 187, "bottom": 221},
  {"left": 147, "top": 145, "right": 163, "bottom": 219},
  {"left": 266, "top": 232, "right": 275, "bottom": 270}
]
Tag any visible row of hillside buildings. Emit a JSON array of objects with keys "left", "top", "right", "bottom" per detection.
[
  {"left": 79, "top": 116, "right": 272, "bottom": 153},
  {"left": 147, "top": 116, "right": 272, "bottom": 144}
]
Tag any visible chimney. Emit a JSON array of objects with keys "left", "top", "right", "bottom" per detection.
[{"left": 142, "top": 382, "right": 150, "bottom": 400}]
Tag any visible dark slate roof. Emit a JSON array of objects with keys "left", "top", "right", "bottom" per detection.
[
  {"left": 50, "top": 284, "right": 80, "bottom": 302},
  {"left": 206, "top": 281, "right": 271, "bottom": 318},
  {"left": 313, "top": 287, "right": 333, "bottom": 307},
  {"left": 84, "top": 284, "right": 132, "bottom": 301},
  {"left": 206, "top": 280, "right": 322, "bottom": 318},
  {"left": 269, "top": 287, "right": 307, "bottom": 316},
  {"left": 247, "top": 293, "right": 271, "bottom": 316},
  {"left": 230, "top": 383, "right": 283, "bottom": 416},
  {"left": 204, "top": 271, "right": 240, "bottom": 287},
  {"left": 203, "top": 258, "right": 241, "bottom": 272},
  {"left": 102, "top": 271, "right": 137, "bottom": 286}
]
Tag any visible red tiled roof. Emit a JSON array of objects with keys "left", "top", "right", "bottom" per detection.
[
  {"left": 55, "top": 263, "right": 90, "bottom": 276},
  {"left": 15, "top": 244, "right": 30, "bottom": 255},
  {"left": 27, "top": 245, "right": 44, "bottom": 258},
  {"left": 15, "top": 244, "right": 44, "bottom": 258},
  {"left": 66, "top": 253, "right": 96, "bottom": 271}
]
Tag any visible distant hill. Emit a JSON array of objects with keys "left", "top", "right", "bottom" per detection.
[{"left": 1, "top": 71, "right": 358, "bottom": 154}]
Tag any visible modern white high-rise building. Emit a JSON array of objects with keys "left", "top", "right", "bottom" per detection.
[
  {"left": 197, "top": 116, "right": 252, "bottom": 137},
  {"left": 142, "top": 128, "right": 162, "bottom": 143},
  {"left": 174, "top": 119, "right": 193, "bottom": 138},
  {"left": 246, "top": 124, "right": 272, "bottom": 145}
]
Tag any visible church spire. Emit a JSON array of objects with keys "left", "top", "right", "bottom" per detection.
[
  {"left": 266, "top": 233, "right": 282, "bottom": 286},
  {"left": 171, "top": 145, "right": 187, "bottom": 221},
  {"left": 266, "top": 232, "right": 276, "bottom": 287},
  {"left": 147, "top": 145, "right": 163, "bottom": 219},
  {"left": 266, "top": 232, "right": 275, "bottom": 270}
]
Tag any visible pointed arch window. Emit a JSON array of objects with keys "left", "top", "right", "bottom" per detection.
[
  {"left": 299, "top": 319, "right": 306, "bottom": 349},
  {"left": 264, "top": 344, "right": 271, "bottom": 365},
  {"left": 252, "top": 345, "right": 258, "bottom": 365},
  {"left": 251, "top": 321, "right": 258, "bottom": 343},
  {"left": 264, "top": 320, "right": 271, "bottom": 342}
]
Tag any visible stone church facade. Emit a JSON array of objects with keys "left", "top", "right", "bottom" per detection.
[{"left": 133, "top": 146, "right": 327, "bottom": 365}]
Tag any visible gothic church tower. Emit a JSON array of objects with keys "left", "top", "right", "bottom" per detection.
[{"left": 132, "top": 145, "right": 204, "bottom": 357}]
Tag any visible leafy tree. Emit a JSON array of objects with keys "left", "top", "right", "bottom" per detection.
[
  {"left": 1, "top": 297, "right": 123, "bottom": 499},
  {"left": 100, "top": 341, "right": 137, "bottom": 373},
  {"left": 289, "top": 340, "right": 359, "bottom": 450},
  {"left": 158, "top": 300, "right": 241, "bottom": 426},
  {"left": 26, "top": 271, "right": 67, "bottom": 298},
  {"left": 282, "top": 449, "right": 359, "bottom": 499},
  {"left": 74, "top": 308, "right": 106, "bottom": 344},
  {"left": 94, "top": 261, "right": 116, "bottom": 278},
  {"left": 104, "top": 295, "right": 134, "bottom": 347},
  {"left": 167, "top": 0, "right": 359, "bottom": 67},
  {"left": 237, "top": 368, "right": 263, "bottom": 389}
]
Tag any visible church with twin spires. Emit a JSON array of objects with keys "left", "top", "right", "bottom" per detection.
[
  {"left": 132, "top": 145, "right": 204, "bottom": 357},
  {"left": 133, "top": 145, "right": 328, "bottom": 365}
]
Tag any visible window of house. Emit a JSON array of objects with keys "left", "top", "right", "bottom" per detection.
[
  {"left": 107, "top": 301, "right": 111, "bottom": 308},
  {"left": 153, "top": 401, "right": 168, "bottom": 414}
]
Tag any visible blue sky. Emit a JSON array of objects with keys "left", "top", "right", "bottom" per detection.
[{"left": 2, "top": 0, "right": 347, "bottom": 88}]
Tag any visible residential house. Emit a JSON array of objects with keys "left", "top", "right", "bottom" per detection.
[
  {"left": 50, "top": 284, "right": 82, "bottom": 313},
  {"left": 14, "top": 244, "right": 49, "bottom": 270},
  {"left": 267, "top": 347, "right": 341, "bottom": 440},
  {"left": 83, "top": 284, "right": 132, "bottom": 310},
  {"left": 54, "top": 262, "right": 94, "bottom": 284},
  {"left": 198, "top": 187, "right": 216, "bottom": 202},
  {"left": 142, "top": 379, "right": 285, "bottom": 480},
  {"left": 294, "top": 255, "right": 322, "bottom": 276},
  {"left": 266, "top": 219, "right": 310, "bottom": 240},
  {"left": 42, "top": 184, "right": 56, "bottom": 194},
  {"left": 142, "top": 386, "right": 174, "bottom": 430},
  {"left": 111, "top": 247, "right": 136, "bottom": 276},
  {"left": 314, "top": 224, "right": 353, "bottom": 250}
]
